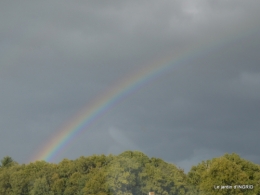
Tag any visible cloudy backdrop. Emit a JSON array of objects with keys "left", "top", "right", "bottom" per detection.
[{"left": 1, "top": 0, "right": 260, "bottom": 171}]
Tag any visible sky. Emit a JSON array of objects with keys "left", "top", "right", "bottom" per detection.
[{"left": 1, "top": 0, "right": 260, "bottom": 172}]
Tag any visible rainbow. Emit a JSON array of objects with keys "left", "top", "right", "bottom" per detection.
[{"left": 31, "top": 27, "right": 256, "bottom": 162}]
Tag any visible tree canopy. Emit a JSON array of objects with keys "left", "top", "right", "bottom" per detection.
[{"left": 0, "top": 152, "right": 259, "bottom": 195}]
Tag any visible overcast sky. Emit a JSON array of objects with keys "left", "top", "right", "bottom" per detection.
[{"left": 1, "top": 0, "right": 260, "bottom": 172}]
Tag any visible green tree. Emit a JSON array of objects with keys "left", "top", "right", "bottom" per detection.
[
  {"left": 50, "top": 173, "right": 66, "bottom": 195},
  {"left": 82, "top": 168, "right": 109, "bottom": 195},
  {"left": 106, "top": 152, "right": 146, "bottom": 195},
  {"left": 107, "top": 157, "right": 136, "bottom": 195},
  {"left": 30, "top": 177, "right": 53, "bottom": 195},
  {"left": 0, "top": 169, "right": 12, "bottom": 195},
  {"left": 63, "top": 172, "right": 82, "bottom": 195},
  {"left": 0, "top": 156, "right": 16, "bottom": 168},
  {"left": 188, "top": 153, "right": 260, "bottom": 195},
  {"left": 200, "top": 157, "right": 248, "bottom": 195},
  {"left": 0, "top": 151, "right": 259, "bottom": 195},
  {"left": 140, "top": 158, "right": 187, "bottom": 195},
  {"left": 9, "top": 165, "right": 32, "bottom": 195}
]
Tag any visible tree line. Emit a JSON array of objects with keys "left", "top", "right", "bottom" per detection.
[{"left": 0, "top": 151, "right": 259, "bottom": 195}]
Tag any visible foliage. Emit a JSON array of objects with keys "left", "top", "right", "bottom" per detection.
[
  {"left": 0, "top": 152, "right": 259, "bottom": 195},
  {"left": 0, "top": 156, "right": 16, "bottom": 168},
  {"left": 30, "top": 177, "right": 53, "bottom": 195},
  {"left": 187, "top": 153, "right": 260, "bottom": 195}
]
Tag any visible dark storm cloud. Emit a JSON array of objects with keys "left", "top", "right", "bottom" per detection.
[{"left": 0, "top": 0, "right": 259, "bottom": 171}]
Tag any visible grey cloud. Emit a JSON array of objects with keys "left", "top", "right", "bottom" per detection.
[{"left": 0, "top": 0, "right": 259, "bottom": 171}]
